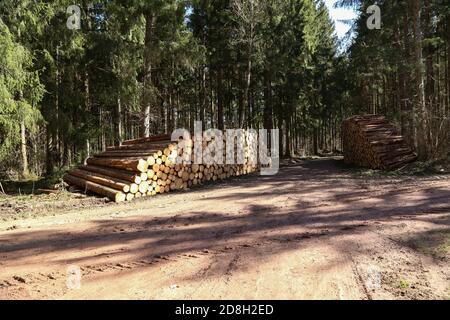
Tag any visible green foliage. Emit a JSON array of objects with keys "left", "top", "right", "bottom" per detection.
[
  {"left": 0, "top": 18, "right": 43, "bottom": 163},
  {"left": 338, "top": 0, "right": 450, "bottom": 159},
  {"left": 0, "top": 0, "right": 350, "bottom": 177}
]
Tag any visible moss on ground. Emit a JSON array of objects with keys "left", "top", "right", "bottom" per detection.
[{"left": 407, "top": 229, "right": 450, "bottom": 262}]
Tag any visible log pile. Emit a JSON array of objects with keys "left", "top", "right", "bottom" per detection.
[
  {"left": 342, "top": 115, "right": 417, "bottom": 170},
  {"left": 64, "top": 133, "right": 259, "bottom": 202}
]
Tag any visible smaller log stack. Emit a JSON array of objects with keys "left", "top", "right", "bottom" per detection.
[
  {"left": 64, "top": 133, "right": 260, "bottom": 203},
  {"left": 342, "top": 115, "right": 417, "bottom": 170}
]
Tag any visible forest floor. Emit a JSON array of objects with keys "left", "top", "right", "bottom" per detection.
[{"left": 0, "top": 158, "right": 449, "bottom": 300}]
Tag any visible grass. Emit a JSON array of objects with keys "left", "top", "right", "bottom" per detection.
[
  {"left": 346, "top": 158, "right": 450, "bottom": 179},
  {"left": 395, "top": 158, "right": 449, "bottom": 176},
  {"left": 407, "top": 229, "right": 450, "bottom": 262},
  {"left": 397, "top": 279, "right": 410, "bottom": 289},
  {"left": 0, "top": 168, "right": 69, "bottom": 196}
]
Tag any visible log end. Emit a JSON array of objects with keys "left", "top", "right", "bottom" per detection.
[
  {"left": 115, "top": 192, "right": 127, "bottom": 203},
  {"left": 129, "top": 183, "right": 139, "bottom": 194},
  {"left": 137, "top": 159, "right": 149, "bottom": 173}
]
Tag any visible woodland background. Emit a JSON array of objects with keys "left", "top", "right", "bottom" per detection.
[{"left": 0, "top": 0, "right": 449, "bottom": 180}]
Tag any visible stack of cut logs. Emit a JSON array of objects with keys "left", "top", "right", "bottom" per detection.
[
  {"left": 342, "top": 115, "right": 417, "bottom": 170},
  {"left": 64, "top": 133, "right": 259, "bottom": 203}
]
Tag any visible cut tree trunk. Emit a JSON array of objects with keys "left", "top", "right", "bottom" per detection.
[
  {"left": 86, "top": 158, "right": 148, "bottom": 173},
  {"left": 64, "top": 174, "right": 126, "bottom": 203},
  {"left": 69, "top": 168, "right": 134, "bottom": 193},
  {"left": 81, "top": 165, "right": 142, "bottom": 184},
  {"left": 20, "top": 120, "right": 29, "bottom": 178},
  {"left": 342, "top": 115, "right": 417, "bottom": 170}
]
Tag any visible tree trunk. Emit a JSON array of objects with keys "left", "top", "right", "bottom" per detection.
[
  {"left": 199, "top": 66, "right": 206, "bottom": 128},
  {"left": 116, "top": 97, "right": 123, "bottom": 146},
  {"left": 447, "top": 23, "right": 450, "bottom": 116},
  {"left": 20, "top": 120, "right": 29, "bottom": 178},
  {"left": 84, "top": 70, "right": 91, "bottom": 162},
  {"left": 85, "top": 139, "right": 90, "bottom": 165},
  {"left": 82, "top": 165, "right": 142, "bottom": 184},
  {"left": 141, "top": 13, "right": 155, "bottom": 138},
  {"left": 55, "top": 44, "right": 61, "bottom": 168},
  {"left": 69, "top": 168, "right": 134, "bottom": 193},
  {"left": 86, "top": 158, "right": 148, "bottom": 173},
  {"left": 411, "top": 0, "right": 429, "bottom": 160},
  {"left": 399, "top": 12, "right": 414, "bottom": 147},
  {"left": 246, "top": 56, "right": 252, "bottom": 128},
  {"left": 424, "top": 0, "right": 435, "bottom": 150},
  {"left": 217, "top": 67, "right": 224, "bottom": 130},
  {"left": 313, "top": 126, "right": 318, "bottom": 156},
  {"left": 237, "top": 63, "right": 244, "bottom": 128},
  {"left": 63, "top": 139, "right": 71, "bottom": 167},
  {"left": 100, "top": 106, "right": 106, "bottom": 151},
  {"left": 263, "top": 69, "right": 273, "bottom": 130},
  {"left": 64, "top": 174, "right": 126, "bottom": 203},
  {"left": 46, "top": 125, "right": 53, "bottom": 176}
]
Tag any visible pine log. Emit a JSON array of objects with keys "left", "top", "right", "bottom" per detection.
[
  {"left": 69, "top": 168, "right": 132, "bottom": 193},
  {"left": 64, "top": 174, "right": 126, "bottom": 203},
  {"left": 81, "top": 165, "right": 142, "bottom": 184},
  {"left": 139, "top": 181, "right": 150, "bottom": 194},
  {"left": 106, "top": 141, "right": 174, "bottom": 151},
  {"left": 342, "top": 115, "right": 417, "bottom": 170},
  {"left": 121, "top": 134, "right": 171, "bottom": 146},
  {"left": 86, "top": 158, "right": 148, "bottom": 173},
  {"left": 93, "top": 151, "right": 159, "bottom": 158}
]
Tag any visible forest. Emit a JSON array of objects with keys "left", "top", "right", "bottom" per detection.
[
  {"left": 0, "top": 0, "right": 450, "bottom": 302},
  {"left": 0, "top": 0, "right": 449, "bottom": 180}
]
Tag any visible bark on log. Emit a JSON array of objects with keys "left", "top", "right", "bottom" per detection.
[
  {"left": 69, "top": 168, "right": 132, "bottom": 193},
  {"left": 342, "top": 115, "right": 417, "bottom": 170},
  {"left": 121, "top": 134, "right": 171, "bottom": 146},
  {"left": 67, "top": 131, "right": 262, "bottom": 202},
  {"left": 86, "top": 158, "right": 148, "bottom": 173},
  {"left": 64, "top": 174, "right": 126, "bottom": 203},
  {"left": 81, "top": 165, "right": 142, "bottom": 184}
]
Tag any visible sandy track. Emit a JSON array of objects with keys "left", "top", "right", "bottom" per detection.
[{"left": 0, "top": 159, "right": 449, "bottom": 300}]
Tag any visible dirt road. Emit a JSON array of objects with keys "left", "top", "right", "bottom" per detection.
[{"left": 0, "top": 159, "right": 449, "bottom": 300}]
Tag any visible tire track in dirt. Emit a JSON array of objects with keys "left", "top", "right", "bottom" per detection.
[
  {"left": 0, "top": 229, "right": 337, "bottom": 299},
  {"left": 1, "top": 159, "right": 448, "bottom": 299}
]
